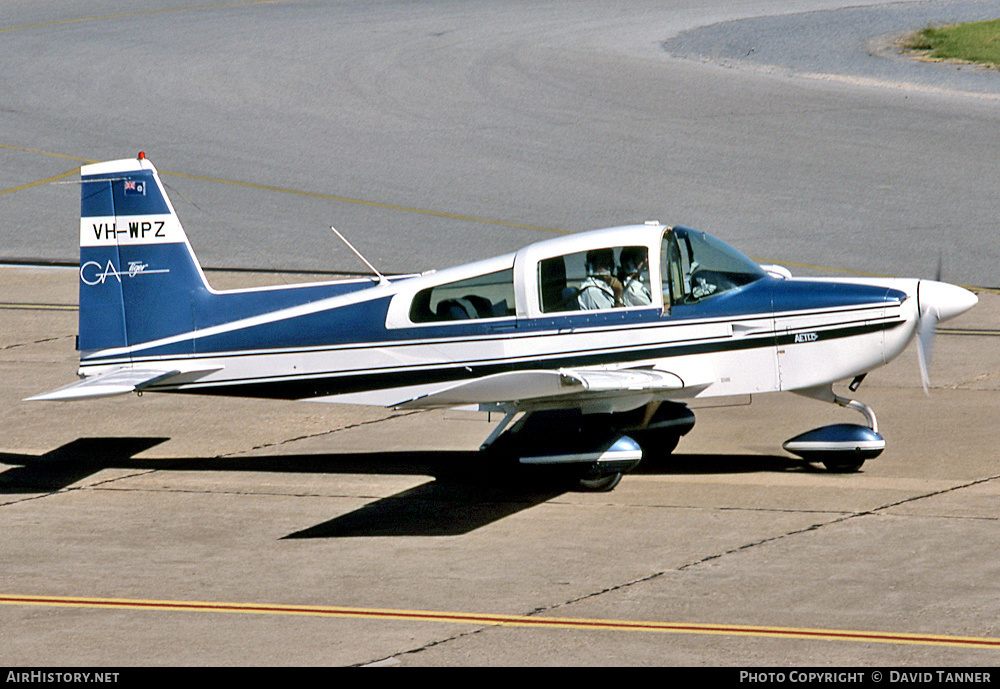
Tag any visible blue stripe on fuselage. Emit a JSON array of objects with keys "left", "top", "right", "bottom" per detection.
[
  {"left": 82, "top": 274, "right": 904, "bottom": 362},
  {"left": 80, "top": 242, "right": 383, "bottom": 356}
]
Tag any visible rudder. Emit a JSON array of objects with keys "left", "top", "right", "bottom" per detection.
[{"left": 78, "top": 154, "right": 210, "bottom": 355}]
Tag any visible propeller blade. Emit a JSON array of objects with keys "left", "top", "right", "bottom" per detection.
[
  {"left": 916, "top": 302, "right": 938, "bottom": 394},
  {"left": 914, "top": 278, "right": 976, "bottom": 394}
]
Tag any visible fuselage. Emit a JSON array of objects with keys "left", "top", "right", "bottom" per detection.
[
  {"left": 78, "top": 221, "right": 924, "bottom": 411},
  {"left": 69, "top": 157, "right": 979, "bottom": 414}
]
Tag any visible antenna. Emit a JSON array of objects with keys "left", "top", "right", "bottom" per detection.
[{"left": 330, "top": 226, "right": 387, "bottom": 284}]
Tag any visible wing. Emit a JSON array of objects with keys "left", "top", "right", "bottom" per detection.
[
  {"left": 26, "top": 366, "right": 221, "bottom": 401},
  {"left": 395, "top": 366, "right": 702, "bottom": 411}
]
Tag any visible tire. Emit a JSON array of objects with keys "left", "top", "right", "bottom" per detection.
[
  {"left": 630, "top": 430, "right": 680, "bottom": 459},
  {"left": 822, "top": 459, "right": 865, "bottom": 473},
  {"left": 576, "top": 472, "right": 623, "bottom": 492}
]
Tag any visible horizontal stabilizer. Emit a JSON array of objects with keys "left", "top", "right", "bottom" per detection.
[
  {"left": 395, "top": 367, "right": 685, "bottom": 410},
  {"left": 26, "top": 366, "right": 221, "bottom": 401}
]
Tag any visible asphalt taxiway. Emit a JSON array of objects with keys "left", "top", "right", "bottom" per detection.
[{"left": 2, "top": 0, "right": 999, "bottom": 667}]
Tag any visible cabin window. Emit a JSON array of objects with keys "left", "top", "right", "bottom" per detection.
[
  {"left": 661, "top": 228, "right": 765, "bottom": 305},
  {"left": 538, "top": 246, "right": 652, "bottom": 313},
  {"left": 409, "top": 269, "right": 515, "bottom": 323}
]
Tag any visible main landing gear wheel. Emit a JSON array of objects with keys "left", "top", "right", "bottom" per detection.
[
  {"left": 482, "top": 410, "right": 643, "bottom": 493},
  {"left": 608, "top": 401, "right": 695, "bottom": 462},
  {"left": 631, "top": 431, "right": 681, "bottom": 459}
]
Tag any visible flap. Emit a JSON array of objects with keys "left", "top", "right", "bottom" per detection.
[{"left": 395, "top": 366, "right": 686, "bottom": 410}]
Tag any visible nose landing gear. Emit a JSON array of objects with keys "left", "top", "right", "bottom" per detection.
[{"left": 783, "top": 381, "right": 885, "bottom": 473}]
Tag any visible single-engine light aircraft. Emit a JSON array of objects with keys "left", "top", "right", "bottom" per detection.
[{"left": 30, "top": 155, "right": 978, "bottom": 490}]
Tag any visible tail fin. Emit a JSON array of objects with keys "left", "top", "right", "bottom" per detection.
[{"left": 79, "top": 154, "right": 210, "bottom": 354}]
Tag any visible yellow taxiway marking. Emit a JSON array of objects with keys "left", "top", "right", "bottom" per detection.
[
  {"left": 2, "top": 594, "right": 998, "bottom": 650},
  {"left": 2, "top": 144, "right": 996, "bottom": 292},
  {"left": 0, "top": 144, "right": 93, "bottom": 164},
  {"left": 0, "top": 167, "right": 80, "bottom": 196},
  {"left": 0, "top": 302, "right": 77, "bottom": 311},
  {"left": 163, "top": 168, "right": 558, "bottom": 233},
  {"left": 0, "top": 144, "right": 555, "bottom": 233}
]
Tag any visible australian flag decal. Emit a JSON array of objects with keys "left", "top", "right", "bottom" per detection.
[{"left": 124, "top": 180, "right": 146, "bottom": 196}]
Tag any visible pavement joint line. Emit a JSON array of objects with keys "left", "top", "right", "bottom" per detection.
[
  {"left": 0, "top": 469, "right": 162, "bottom": 508},
  {"left": 84, "top": 470, "right": 161, "bottom": 489},
  {"left": 1, "top": 593, "right": 997, "bottom": 649},
  {"left": 215, "top": 409, "right": 427, "bottom": 459},
  {"left": 678, "top": 472, "right": 1000, "bottom": 569},
  {"left": 729, "top": 474, "right": 1000, "bottom": 565},
  {"left": 857, "top": 473, "right": 1000, "bottom": 517},
  {"left": 0, "top": 492, "right": 60, "bottom": 508},
  {"left": 427, "top": 473, "right": 1000, "bottom": 650},
  {"left": 0, "top": 335, "right": 74, "bottom": 351},
  {"left": 525, "top": 472, "right": 1000, "bottom": 635},
  {"left": 361, "top": 626, "right": 488, "bottom": 667},
  {"left": 94, "top": 483, "right": 386, "bottom": 501}
]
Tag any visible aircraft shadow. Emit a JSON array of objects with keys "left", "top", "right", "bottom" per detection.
[
  {"left": 0, "top": 437, "right": 567, "bottom": 537},
  {"left": 283, "top": 479, "right": 568, "bottom": 538},
  {"left": 633, "top": 452, "right": 815, "bottom": 475},
  {"left": 0, "top": 438, "right": 812, "bottom": 537},
  {"left": 0, "top": 437, "right": 171, "bottom": 493}
]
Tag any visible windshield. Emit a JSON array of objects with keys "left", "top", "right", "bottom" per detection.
[{"left": 661, "top": 227, "right": 765, "bottom": 306}]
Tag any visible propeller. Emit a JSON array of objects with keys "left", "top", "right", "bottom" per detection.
[{"left": 913, "top": 267, "right": 978, "bottom": 394}]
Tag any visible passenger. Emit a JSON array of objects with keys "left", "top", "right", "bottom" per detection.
[
  {"left": 619, "top": 247, "right": 651, "bottom": 306},
  {"left": 577, "top": 248, "right": 623, "bottom": 310}
]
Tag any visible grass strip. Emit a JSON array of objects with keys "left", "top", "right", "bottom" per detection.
[{"left": 905, "top": 18, "right": 1000, "bottom": 68}]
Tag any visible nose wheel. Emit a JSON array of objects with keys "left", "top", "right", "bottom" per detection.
[
  {"left": 576, "top": 471, "right": 624, "bottom": 492},
  {"left": 784, "top": 383, "right": 885, "bottom": 472},
  {"left": 822, "top": 456, "right": 867, "bottom": 474}
]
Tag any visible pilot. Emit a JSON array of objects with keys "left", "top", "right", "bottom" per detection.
[
  {"left": 577, "top": 248, "right": 623, "bottom": 310},
  {"left": 618, "top": 247, "right": 651, "bottom": 307}
]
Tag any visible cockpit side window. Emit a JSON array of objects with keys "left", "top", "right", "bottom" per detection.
[
  {"left": 538, "top": 246, "right": 653, "bottom": 313},
  {"left": 409, "top": 269, "right": 515, "bottom": 323},
  {"left": 661, "top": 228, "right": 765, "bottom": 305}
]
